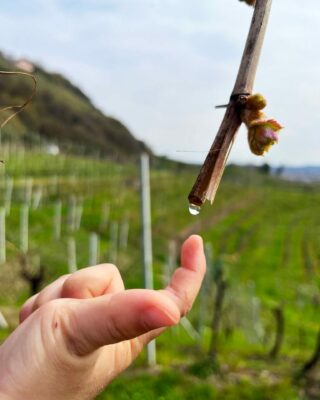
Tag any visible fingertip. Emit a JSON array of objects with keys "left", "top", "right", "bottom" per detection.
[
  {"left": 182, "top": 235, "right": 203, "bottom": 253},
  {"left": 190, "top": 234, "right": 204, "bottom": 247},
  {"left": 181, "top": 235, "right": 205, "bottom": 272}
]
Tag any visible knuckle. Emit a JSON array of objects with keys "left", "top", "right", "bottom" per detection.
[
  {"left": 62, "top": 275, "right": 91, "bottom": 299},
  {"left": 33, "top": 292, "right": 47, "bottom": 310},
  {"left": 62, "top": 276, "right": 81, "bottom": 297},
  {"left": 107, "top": 313, "right": 126, "bottom": 342},
  {"left": 101, "top": 263, "right": 120, "bottom": 276},
  {"left": 100, "top": 263, "right": 124, "bottom": 290}
]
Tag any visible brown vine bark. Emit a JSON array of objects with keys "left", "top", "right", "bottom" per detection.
[
  {"left": 188, "top": 0, "right": 273, "bottom": 207},
  {"left": 297, "top": 329, "right": 320, "bottom": 380},
  {"left": 20, "top": 254, "right": 45, "bottom": 296},
  {"left": 208, "top": 268, "right": 228, "bottom": 358},
  {"left": 269, "top": 306, "right": 285, "bottom": 359}
]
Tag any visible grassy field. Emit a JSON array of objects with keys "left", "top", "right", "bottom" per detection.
[{"left": 0, "top": 146, "right": 319, "bottom": 399}]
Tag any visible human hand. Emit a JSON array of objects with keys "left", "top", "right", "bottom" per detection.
[{"left": 0, "top": 235, "right": 206, "bottom": 400}]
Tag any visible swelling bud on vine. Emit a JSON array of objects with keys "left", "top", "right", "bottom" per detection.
[
  {"left": 240, "top": 94, "right": 283, "bottom": 156},
  {"left": 239, "top": 0, "right": 256, "bottom": 6},
  {"left": 188, "top": 0, "right": 277, "bottom": 207}
]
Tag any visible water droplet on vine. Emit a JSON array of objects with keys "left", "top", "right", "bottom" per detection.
[{"left": 189, "top": 203, "right": 201, "bottom": 216}]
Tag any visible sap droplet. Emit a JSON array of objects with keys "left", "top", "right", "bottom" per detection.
[{"left": 189, "top": 203, "right": 201, "bottom": 216}]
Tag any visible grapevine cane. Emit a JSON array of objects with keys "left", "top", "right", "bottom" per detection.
[
  {"left": 0, "top": 71, "right": 37, "bottom": 129},
  {"left": 188, "top": 0, "right": 276, "bottom": 211}
]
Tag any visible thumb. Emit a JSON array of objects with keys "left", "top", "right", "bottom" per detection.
[
  {"left": 64, "top": 234, "right": 206, "bottom": 357},
  {"left": 65, "top": 290, "right": 180, "bottom": 356}
]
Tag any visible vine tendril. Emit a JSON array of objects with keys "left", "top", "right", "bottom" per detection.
[{"left": 0, "top": 70, "right": 37, "bottom": 129}]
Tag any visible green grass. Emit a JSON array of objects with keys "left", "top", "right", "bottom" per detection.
[
  {"left": 95, "top": 368, "right": 301, "bottom": 400},
  {"left": 0, "top": 148, "right": 319, "bottom": 398}
]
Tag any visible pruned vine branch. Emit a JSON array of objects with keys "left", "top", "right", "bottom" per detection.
[
  {"left": 188, "top": 0, "right": 273, "bottom": 208},
  {"left": 0, "top": 70, "right": 37, "bottom": 129}
]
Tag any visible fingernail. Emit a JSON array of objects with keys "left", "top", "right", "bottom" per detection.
[{"left": 142, "top": 307, "right": 178, "bottom": 330}]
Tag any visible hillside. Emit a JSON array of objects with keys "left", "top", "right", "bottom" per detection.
[{"left": 0, "top": 52, "right": 150, "bottom": 159}]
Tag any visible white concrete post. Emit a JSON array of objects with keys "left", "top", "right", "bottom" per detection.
[
  {"left": 67, "top": 237, "right": 77, "bottom": 273},
  {"left": 119, "top": 216, "right": 130, "bottom": 250},
  {"left": 20, "top": 204, "right": 29, "bottom": 253},
  {"left": 89, "top": 232, "right": 100, "bottom": 266},
  {"left": 140, "top": 154, "right": 156, "bottom": 366},
  {"left": 4, "top": 177, "right": 13, "bottom": 216},
  {"left": 109, "top": 222, "right": 119, "bottom": 265},
  {"left": 0, "top": 207, "right": 6, "bottom": 263},
  {"left": 53, "top": 200, "right": 62, "bottom": 240}
]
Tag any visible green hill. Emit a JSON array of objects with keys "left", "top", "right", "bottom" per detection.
[{"left": 0, "top": 52, "right": 150, "bottom": 159}]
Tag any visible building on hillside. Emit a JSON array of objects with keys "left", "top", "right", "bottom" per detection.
[{"left": 14, "top": 59, "right": 34, "bottom": 73}]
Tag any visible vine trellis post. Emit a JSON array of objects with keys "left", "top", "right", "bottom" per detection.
[
  {"left": 188, "top": 0, "right": 273, "bottom": 208},
  {"left": 140, "top": 153, "right": 156, "bottom": 366}
]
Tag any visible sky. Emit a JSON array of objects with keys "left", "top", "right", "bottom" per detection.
[{"left": 0, "top": 0, "right": 319, "bottom": 166}]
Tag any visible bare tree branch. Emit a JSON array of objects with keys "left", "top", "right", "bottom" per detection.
[{"left": 188, "top": 0, "right": 273, "bottom": 208}]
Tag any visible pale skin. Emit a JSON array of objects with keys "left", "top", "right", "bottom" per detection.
[{"left": 0, "top": 235, "right": 206, "bottom": 400}]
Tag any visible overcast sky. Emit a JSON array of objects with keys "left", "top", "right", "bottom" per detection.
[{"left": 0, "top": 0, "right": 319, "bottom": 166}]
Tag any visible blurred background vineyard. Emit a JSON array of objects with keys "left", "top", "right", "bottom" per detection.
[{"left": 0, "top": 53, "right": 320, "bottom": 399}]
